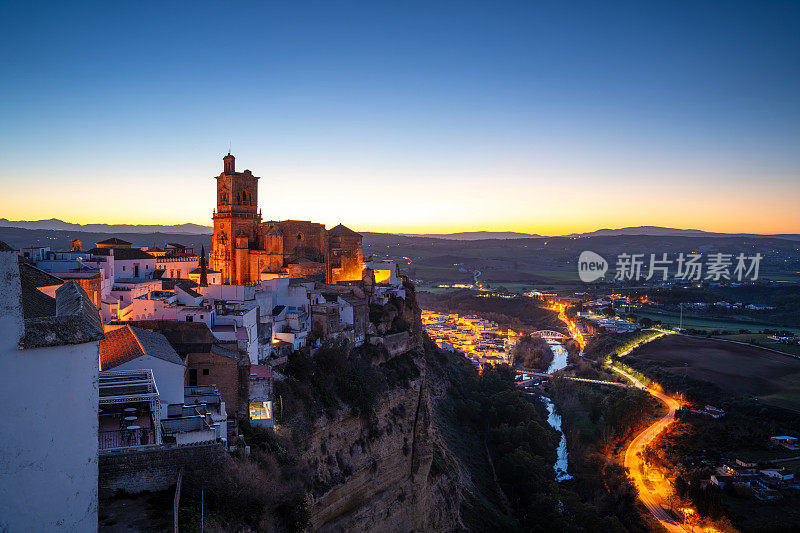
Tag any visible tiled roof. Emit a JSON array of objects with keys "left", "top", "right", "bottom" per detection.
[
  {"left": 146, "top": 246, "right": 165, "bottom": 252},
  {"left": 190, "top": 267, "right": 220, "bottom": 274},
  {"left": 19, "top": 262, "right": 64, "bottom": 288},
  {"left": 99, "top": 325, "right": 185, "bottom": 371},
  {"left": 161, "top": 278, "right": 198, "bottom": 290},
  {"left": 19, "top": 280, "right": 104, "bottom": 349},
  {"left": 113, "top": 248, "right": 155, "bottom": 260},
  {"left": 328, "top": 223, "right": 361, "bottom": 237},
  {"left": 175, "top": 280, "right": 202, "bottom": 298},
  {"left": 250, "top": 365, "right": 273, "bottom": 380},
  {"left": 211, "top": 344, "right": 241, "bottom": 360},
  {"left": 18, "top": 263, "right": 63, "bottom": 319},
  {"left": 96, "top": 237, "right": 132, "bottom": 246},
  {"left": 84, "top": 247, "right": 111, "bottom": 256}
]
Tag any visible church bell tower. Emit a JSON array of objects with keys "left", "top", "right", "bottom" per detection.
[{"left": 210, "top": 153, "right": 261, "bottom": 284}]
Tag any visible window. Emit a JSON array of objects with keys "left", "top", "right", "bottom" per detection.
[
  {"left": 186, "top": 316, "right": 193, "bottom": 322},
  {"left": 202, "top": 368, "right": 209, "bottom": 376},
  {"left": 249, "top": 401, "right": 272, "bottom": 421},
  {"left": 122, "top": 266, "right": 126, "bottom": 271},
  {"left": 297, "top": 234, "right": 303, "bottom": 241},
  {"left": 189, "top": 369, "right": 198, "bottom": 386},
  {"left": 200, "top": 314, "right": 204, "bottom": 319}
]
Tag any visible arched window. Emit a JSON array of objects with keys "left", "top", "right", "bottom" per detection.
[{"left": 297, "top": 234, "right": 303, "bottom": 241}]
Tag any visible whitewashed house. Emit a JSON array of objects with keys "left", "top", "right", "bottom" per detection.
[
  {"left": 0, "top": 242, "right": 103, "bottom": 532},
  {"left": 99, "top": 325, "right": 187, "bottom": 418}
]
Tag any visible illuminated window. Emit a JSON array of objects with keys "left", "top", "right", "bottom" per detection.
[{"left": 249, "top": 401, "right": 273, "bottom": 420}]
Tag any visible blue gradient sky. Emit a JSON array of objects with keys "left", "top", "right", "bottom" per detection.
[{"left": 1, "top": 1, "right": 799, "bottom": 234}]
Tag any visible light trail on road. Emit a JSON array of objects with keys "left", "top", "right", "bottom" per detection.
[{"left": 611, "top": 365, "right": 686, "bottom": 533}]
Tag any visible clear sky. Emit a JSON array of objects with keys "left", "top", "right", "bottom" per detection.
[{"left": 1, "top": 1, "right": 799, "bottom": 234}]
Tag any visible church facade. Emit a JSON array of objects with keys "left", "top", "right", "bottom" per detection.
[{"left": 210, "top": 153, "right": 364, "bottom": 285}]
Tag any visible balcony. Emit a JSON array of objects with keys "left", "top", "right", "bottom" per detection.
[{"left": 99, "top": 427, "right": 156, "bottom": 450}]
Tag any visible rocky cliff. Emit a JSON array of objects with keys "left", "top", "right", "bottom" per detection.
[{"left": 301, "top": 279, "right": 465, "bottom": 532}]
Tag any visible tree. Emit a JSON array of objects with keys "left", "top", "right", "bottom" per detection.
[{"left": 199, "top": 245, "right": 208, "bottom": 287}]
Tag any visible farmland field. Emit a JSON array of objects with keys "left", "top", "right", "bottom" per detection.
[
  {"left": 634, "top": 310, "right": 800, "bottom": 335},
  {"left": 630, "top": 335, "right": 800, "bottom": 412}
]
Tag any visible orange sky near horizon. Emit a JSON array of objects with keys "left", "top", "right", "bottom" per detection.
[{"left": 3, "top": 168, "right": 798, "bottom": 236}]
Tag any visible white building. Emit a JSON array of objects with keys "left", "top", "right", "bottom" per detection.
[
  {"left": 0, "top": 243, "right": 103, "bottom": 532},
  {"left": 99, "top": 325, "right": 187, "bottom": 419}
]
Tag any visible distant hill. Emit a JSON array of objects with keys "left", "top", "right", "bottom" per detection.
[
  {"left": 567, "top": 226, "right": 800, "bottom": 240},
  {"left": 399, "top": 231, "right": 541, "bottom": 240},
  {"left": 0, "top": 218, "right": 212, "bottom": 235},
  {"left": 401, "top": 226, "right": 800, "bottom": 241},
  {"left": 1, "top": 219, "right": 797, "bottom": 242}
]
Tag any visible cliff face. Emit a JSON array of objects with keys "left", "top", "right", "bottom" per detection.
[{"left": 303, "top": 279, "right": 463, "bottom": 532}]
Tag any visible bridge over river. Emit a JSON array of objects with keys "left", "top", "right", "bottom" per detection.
[{"left": 515, "top": 369, "right": 630, "bottom": 388}]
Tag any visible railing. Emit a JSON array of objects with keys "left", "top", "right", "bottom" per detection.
[{"left": 99, "top": 427, "right": 155, "bottom": 450}]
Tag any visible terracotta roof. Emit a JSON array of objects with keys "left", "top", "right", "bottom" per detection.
[
  {"left": 146, "top": 246, "right": 165, "bottom": 252},
  {"left": 99, "top": 325, "right": 185, "bottom": 371},
  {"left": 328, "top": 224, "right": 361, "bottom": 238},
  {"left": 96, "top": 237, "right": 132, "bottom": 246},
  {"left": 250, "top": 365, "right": 273, "bottom": 380}
]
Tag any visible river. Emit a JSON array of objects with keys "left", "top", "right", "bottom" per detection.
[{"left": 542, "top": 339, "right": 572, "bottom": 481}]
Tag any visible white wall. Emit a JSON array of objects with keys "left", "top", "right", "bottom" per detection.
[
  {"left": 112, "top": 355, "right": 185, "bottom": 419},
  {"left": 0, "top": 253, "right": 99, "bottom": 532}
]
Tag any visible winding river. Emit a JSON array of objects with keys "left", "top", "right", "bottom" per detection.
[
  {"left": 540, "top": 395, "right": 572, "bottom": 482},
  {"left": 535, "top": 340, "right": 572, "bottom": 481}
]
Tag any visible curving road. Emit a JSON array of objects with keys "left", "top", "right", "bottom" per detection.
[{"left": 611, "top": 366, "right": 686, "bottom": 533}]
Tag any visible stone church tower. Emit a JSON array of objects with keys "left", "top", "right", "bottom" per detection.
[
  {"left": 210, "top": 153, "right": 364, "bottom": 285},
  {"left": 210, "top": 153, "right": 262, "bottom": 284}
]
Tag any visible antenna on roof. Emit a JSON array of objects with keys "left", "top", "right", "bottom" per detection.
[{"left": 228, "top": 140, "right": 231, "bottom": 155}]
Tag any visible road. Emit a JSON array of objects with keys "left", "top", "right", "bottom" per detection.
[{"left": 611, "top": 365, "right": 686, "bottom": 533}]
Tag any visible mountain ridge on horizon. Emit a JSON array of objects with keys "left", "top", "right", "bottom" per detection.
[{"left": 1, "top": 218, "right": 798, "bottom": 241}]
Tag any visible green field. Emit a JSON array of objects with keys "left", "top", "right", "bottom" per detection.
[
  {"left": 634, "top": 309, "right": 800, "bottom": 335},
  {"left": 713, "top": 333, "right": 800, "bottom": 357},
  {"left": 632, "top": 335, "right": 800, "bottom": 412}
]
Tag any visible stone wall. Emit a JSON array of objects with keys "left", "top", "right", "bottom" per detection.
[
  {"left": 368, "top": 331, "right": 411, "bottom": 363},
  {"left": 99, "top": 443, "right": 227, "bottom": 495}
]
